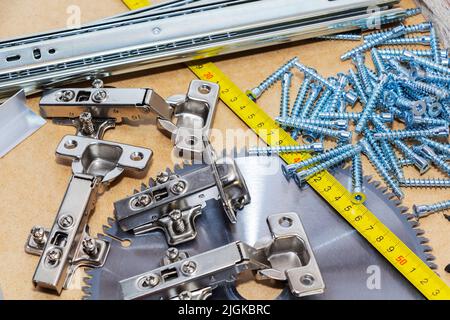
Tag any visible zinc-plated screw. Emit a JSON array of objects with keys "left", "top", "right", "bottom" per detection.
[
  {"left": 79, "top": 112, "right": 95, "bottom": 135},
  {"left": 317, "top": 34, "right": 362, "bottom": 41},
  {"left": 401, "top": 51, "right": 450, "bottom": 75},
  {"left": 246, "top": 57, "right": 298, "bottom": 100},
  {"left": 92, "top": 79, "right": 104, "bottom": 88},
  {"left": 379, "top": 48, "right": 444, "bottom": 58},
  {"left": 156, "top": 171, "right": 170, "bottom": 184},
  {"left": 393, "top": 140, "right": 430, "bottom": 174},
  {"left": 327, "top": 73, "right": 347, "bottom": 112},
  {"left": 58, "top": 215, "right": 74, "bottom": 229},
  {"left": 408, "top": 116, "right": 448, "bottom": 128},
  {"left": 373, "top": 126, "right": 449, "bottom": 141},
  {"left": 135, "top": 194, "right": 152, "bottom": 207},
  {"left": 92, "top": 89, "right": 108, "bottom": 103},
  {"left": 280, "top": 72, "right": 293, "bottom": 119},
  {"left": 381, "top": 35, "right": 431, "bottom": 46},
  {"left": 171, "top": 181, "right": 186, "bottom": 194},
  {"left": 360, "top": 139, "right": 404, "bottom": 199},
  {"left": 139, "top": 274, "right": 160, "bottom": 288},
  {"left": 290, "top": 75, "right": 312, "bottom": 118},
  {"left": 341, "top": 25, "right": 407, "bottom": 61},
  {"left": 371, "top": 48, "right": 387, "bottom": 75},
  {"left": 419, "top": 138, "right": 450, "bottom": 156},
  {"left": 364, "top": 130, "right": 392, "bottom": 173},
  {"left": 299, "top": 82, "right": 323, "bottom": 119},
  {"left": 31, "top": 226, "right": 47, "bottom": 245},
  {"left": 294, "top": 145, "right": 361, "bottom": 187},
  {"left": 348, "top": 69, "right": 368, "bottom": 104},
  {"left": 397, "top": 76, "right": 449, "bottom": 100},
  {"left": 352, "top": 54, "right": 372, "bottom": 93},
  {"left": 181, "top": 260, "right": 197, "bottom": 276},
  {"left": 178, "top": 291, "right": 193, "bottom": 300},
  {"left": 413, "top": 199, "right": 450, "bottom": 218},
  {"left": 283, "top": 117, "right": 348, "bottom": 130},
  {"left": 82, "top": 237, "right": 98, "bottom": 256},
  {"left": 282, "top": 144, "right": 353, "bottom": 179},
  {"left": 169, "top": 209, "right": 185, "bottom": 234},
  {"left": 364, "top": 22, "right": 431, "bottom": 42},
  {"left": 399, "top": 178, "right": 450, "bottom": 188},
  {"left": 429, "top": 24, "right": 441, "bottom": 64},
  {"left": 309, "top": 86, "right": 334, "bottom": 118},
  {"left": 415, "top": 71, "right": 450, "bottom": 84},
  {"left": 355, "top": 74, "right": 390, "bottom": 133},
  {"left": 248, "top": 143, "right": 324, "bottom": 156},
  {"left": 57, "top": 90, "right": 75, "bottom": 102},
  {"left": 414, "top": 145, "right": 450, "bottom": 177},
  {"left": 294, "top": 62, "right": 358, "bottom": 106},
  {"left": 277, "top": 117, "right": 351, "bottom": 141},
  {"left": 351, "top": 152, "right": 366, "bottom": 204}
]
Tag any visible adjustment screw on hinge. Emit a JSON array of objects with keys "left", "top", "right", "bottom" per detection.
[
  {"left": 156, "top": 171, "right": 170, "bottom": 184},
  {"left": 139, "top": 274, "right": 160, "bottom": 289},
  {"left": 46, "top": 248, "right": 62, "bottom": 266},
  {"left": 82, "top": 237, "right": 98, "bottom": 256},
  {"left": 79, "top": 112, "right": 95, "bottom": 135},
  {"left": 169, "top": 210, "right": 186, "bottom": 234},
  {"left": 166, "top": 247, "right": 180, "bottom": 262},
  {"left": 58, "top": 215, "right": 74, "bottom": 229},
  {"left": 171, "top": 181, "right": 186, "bottom": 194},
  {"left": 57, "top": 90, "right": 75, "bottom": 102},
  {"left": 31, "top": 226, "right": 47, "bottom": 245},
  {"left": 178, "top": 291, "right": 193, "bottom": 300},
  {"left": 181, "top": 261, "right": 197, "bottom": 276},
  {"left": 137, "top": 194, "right": 152, "bottom": 207}
]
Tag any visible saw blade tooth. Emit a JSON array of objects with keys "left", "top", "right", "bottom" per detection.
[
  {"left": 421, "top": 245, "right": 433, "bottom": 252},
  {"left": 415, "top": 228, "right": 426, "bottom": 236},
  {"left": 148, "top": 177, "right": 156, "bottom": 187},
  {"left": 140, "top": 183, "right": 148, "bottom": 191},
  {"left": 364, "top": 175, "right": 374, "bottom": 183},
  {"left": 418, "top": 236, "right": 430, "bottom": 244},
  {"left": 408, "top": 220, "right": 419, "bottom": 228},
  {"left": 425, "top": 253, "right": 436, "bottom": 261},
  {"left": 427, "top": 262, "right": 438, "bottom": 270},
  {"left": 174, "top": 164, "right": 183, "bottom": 172},
  {"left": 403, "top": 213, "right": 416, "bottom": 221},
  {"left": 107, "top": 217, "right": 115, "bottom": 226},
  {"left": 81, "top": 286, "right": 92, "bottom": 295},
  {"left": 133, "top": 189, "right": 140, "bottom": 194},
  {"left": 83, "top": 277, "right": 93, "bottom": 285},
  {"left": 398, "top": 206, "right": 409, "bottom": 214}
]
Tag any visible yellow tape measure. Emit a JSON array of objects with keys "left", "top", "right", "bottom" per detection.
[
  {"left": 188, "top": 61, "right": 450, "bottom": 300},
  {"left": 122, "top": 0, "right": 150, "bottom": 10}
]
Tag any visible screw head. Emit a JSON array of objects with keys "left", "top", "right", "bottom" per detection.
[
  {"left": 139, "top": 274, "right": 160, "bottom": 289},
  {"left": 57, "top": 90, "right": 75, "bottom": 102},
  {"left": 137, "top": 194, "right": 152, "bottom": 207},
  {"left": 82, "top": 237, "right": 97, "bottom": 255},
  {"left": 171, "top": 181, "right": 186, "bottom": 194},
  {"left": 92, "top": 79, "right": 104, "bottom": 88},
  {"left": 178, "top": 291, "right": 192, "bottom": 300},
  {"left": 79, "top": 112, "right": 92, "bottom": 123},
  {"left": 166, "top": 247, "right": 179, "bottom": 261},
  {"left": 156, "top": 172, "right": 170, "bottom": 184},
  {"left": 58, "top": 215, "right": 74, "bottom": 229},
  {"left": 92, "top": 90, "right": 108, "bottom": 103},
  {"left": 181, "top": 261, "right": 197, "bottom": 276},
  {"left": 31, "top": 226, "right": 46, "bottom": 244},
  {"left": 168, "top": 210, "right": 182, "bottom": 221},
  {"left": 46, "top": 248, "right": 62, "bottom": 265}
]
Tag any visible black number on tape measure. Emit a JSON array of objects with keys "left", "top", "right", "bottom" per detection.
[
  {"left": 387, "top": 246, "right": 395, "bottom": 252},
  {"left": 354, "top": 215, "right": 362, "bottom": 222},
  {"left": 376, "top": 236, "right": 384, "bottom": 242},
  {"left": 257, "top": 122, "right": 265, "bottom": 128},
  {"left": 221, "top": 88, "right": 230, "bottom": 94},
  {"left": 420, "top": 278, "right": 429, "bottom": 285},
  {"left": 230, "top": 97, "right": 238, "bottom": 102},
  {"left": 344, "top": 205, "right": 352, "bottom": 212},
  {"left": 366, "top": 225, "right": 374, "bottom": 231},
  {"left": 323, "top": 185, "right": 332, "bottom": 192},
  {"left": 240, "top": 105, "right": 246, "bottom": 110},
  {"left": 248, "top": 114, "right": 255, "bottom": 119},
  {"left": 432, "top": 290, "right": 441, "bottom": 296}
]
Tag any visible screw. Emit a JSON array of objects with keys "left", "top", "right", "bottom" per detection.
[
  {"left": 178, "top": 291, "right": 193, "bottom": 300},
  {"left": 396, "top": 76, "right": 449, "bottom": 100},
  {"left": 277, "top": 117, "right": 351, "bottom": 141},
  {"left": 351, "top": 152, "right": 366, "bottom": 204},
  {"left": 171, "top": 181, "right": 186, "bottom": 194},
  {"left": 79, "top": 112, "right": 95, "bottom": 135},
  {"left": 429, "top": 24, "right": 441, "bottom": 64},
  {"left": 92, "top": 89, "right": 108, "bottom": 103},
  {"left": 355, "top": 74, "right": 391, "bottom": 133},
  {"left": 373, "top": 126, "right": 449, "bottom": 141},
  {"left": 364, "top": 22, "right": 431, "bottom": 42},
  {"left": 57, "top": 90, "right": 75, "bottom": 102},
  {"left": 414, "top": 145, "right": 450, "bottom": 177},
  {"left": 31, "top": 226, "right": 47, "bottom": 245},
  {"left": 58, "top": 215, "right": 74, "bottom": 229},
  {"left": 360, "top": 139, "right": 404, "bottom": 199},
  {"left": 165, "top": 247, "right": 180, "bottom": 262},
  {"left": 310, "top": 84, "right": 334, "bottom": 118},
  {"left": 348, "top": 69, "right": 368, "bottom": 105},
  {"left": 281, "top": 117, "right": 348, "bottom": 130},
  {"left": 294, "top": 62, "right": 358, "bottom": 106},
  {"left": 381, "top": 36, "right": 431, "bottom": 46},
  {"left": 327, "top": 73, "right": 347, "bottom": 112},
  {"left": 92, "top": 79, "right": 104, "bottom": 88},
  {"left": 280, "top": 72, "right": 293, "bottom": 119},
  {"left": 400, "top": 178, "right": 450, "bottom": 188},
  {"left": 317, "top": 34, "right": 362, "bottom": 41},
  {"left": 246, "top": 57, "right": 298, "bottom": 101},
  {"left": 134, "top": 194, "right": 152, "bottom": 208},
  {"left": 379, "top": 49, "right": 440, "bottom": 59},
  {"left": 156, "top": 171, "right": 170, "bottom": 184},
  {"left": 413, "top": 200, "right": 450, "bottom": 219},
  {"left": 181, "top": 261, "right": 197, "bottom": 276},
  {"left": 352, "top": 54, "right": 372, "bottom": 93},
  {"left": 290, "top": 75, "right": 312, "bottom": 118},
  {"left": 282, "top": 144, "right": 354, "bottom": 179},
  {"left": 419, "top": 138, "right": 450, "bottom": 156},
  {"left": 363, "top": 130, "right": 392, "bottom": 173},
  {"left": 371, "top": 48, "right": 387, "bottom": 75},
  {"left": 299, "top": 82, "right": 323, "bottom": 119},
  {"left": 341, "top": 25, "right": 407, "bottom": 61},
  {"left": 401, "top": 51, "right": 450, "bottom": 76},
  {"left": 46, "top": 248, "right": 62, "bottom": 265},
  {"left": 82, "top": 237, "right": 98, "bottom": 256},
  {"left": 393, "top": 140, "right": 430, "bottom": 174},
  {"left": 139, "top": 274, "right": 160, "bottom": 288},
  {"left": 248, "top": 143, "right": 324, "bottom": 156},
  {"left": 169, "top": 210, "right": 185, "bottom": 234}
]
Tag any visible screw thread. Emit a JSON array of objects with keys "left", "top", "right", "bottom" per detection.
[
  {"left": 277, "top": 117, "right": 350, "bottom": 140},
  {"left": 430, "top": 26, "right": 441, "bottom": 64},
  {"left": 318, "top": 112, "right": 361, "bottom": 121},
  {"left": 290, "top": 76, "right": 312, "bottom": 118},
  {"left": 373, "top": 127, "right": 448, "bottom": 140},
  {"left": 317, "top": 34, "right": 362, "bottom": 41},
  {"left": 399, "top": 77, "right": 448, "bottom": 99},
  {"left": 310, "top": 88, "right": 333, "bottom": 118},
  {"left": 365, "top": 22, "right": 431, "bottom": 42},
  {"left": 248, "top": 143, "right": 324, "bottom": 156},
  {"left": 348, "top": 69, "right": 368, "bottom": 104},
  {"left": 371, "top": 48, "right": 387, "bottom": 75},
  {"left": 420, "top": 138, "right": 450, "bottom": 156},
  {"left": 300, "top": 84, "right": 322, "bottom": 119},
  {"left": 353, "top": 55, "right": 372, "bottom": 92},
  {"left": 381, "top": 36, "right": 430, "bottom": 46},
  {"left": 400, "top": 178, "right": 450, "bottom": 187},
  {"left": 364, "top": 131, "right": 392, "bottom": 172},
  {"left": 351, "top": 152, "right": 364, "bottom": 195},
  {"left": 402, "top": 52, "right": 450, "bottom": 75},
  {"left": 280, "top": 72, "right": 293, "bottom": 118}
]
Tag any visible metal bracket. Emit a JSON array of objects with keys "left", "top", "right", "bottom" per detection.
[
  {"left": 119, "top": 212, "right": 325, "bottom": 300},
  {"left": 157, "top": 80, "right": 219, "bottom": 157},
  {"left": 25, "top": 130, "right": 152, "bottom": 294},
  {"left": 114, "top": 152, "right": 250, "bottom": 244}
]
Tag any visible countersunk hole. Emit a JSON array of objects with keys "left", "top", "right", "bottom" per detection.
[
  {"left": 186, "top": 136, "right": 198, "bottom": 146},
  {"left": 300, "top": 274, "right": 315, "bottom": 286},
  {"left": 48, "top": 48, "right": 56, "bottom": 54},
  {"left": 198, "top": 84, "right": 211, "bottom": 94},
  {"left": 279, "top": 216, "right": 293, "bottom": 228},
  {"left": 64, "top": 140, "right": 78, "bottom": 149},
  {"left": 6, "top": 54, "right": 21, "bottom": 62},
  {"left": 130, "top": 152, "right": 144, "bottom": 161}
]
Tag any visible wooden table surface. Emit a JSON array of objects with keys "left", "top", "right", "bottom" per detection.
[{"left": 0, "top": 0, "right": 448, "bottom": 300}]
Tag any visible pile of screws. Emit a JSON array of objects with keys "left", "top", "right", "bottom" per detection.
[{"left": 247, "top": 11, "right": 450, "bottom": 219}]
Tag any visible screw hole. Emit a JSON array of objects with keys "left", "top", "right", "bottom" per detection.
[
  {"left": 64, "top": 140, "right": 78, "bottom": 149},
  {"left": 48, "top": 48, "right": 56, "bottom": 54},
  {"left": 279, "top": 216, "right": 293, "bottom": 228},
  {"left": 130, "top": 152, "right": 144, "bottom": 161},
  {"left": 300, "top": 274, "right": 315, "bottom": 286},
  {"left": 198, "top": 84, "right": 211, "bottom": 94},
  {"left": 186, "top": 136, "right": 198, "bottom": 146}
]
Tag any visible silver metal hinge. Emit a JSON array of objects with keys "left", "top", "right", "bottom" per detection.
[{"left": 119, "top": 212, "right": 325, "bottom": 300}]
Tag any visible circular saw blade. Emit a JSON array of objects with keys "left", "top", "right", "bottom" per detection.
[{"left": 84, "top": 155, "right": 434, "bottom": 300}]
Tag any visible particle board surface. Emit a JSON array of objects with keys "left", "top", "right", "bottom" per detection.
[{"left": 0, "top": 0, "right": 449, "bottom": 300}]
